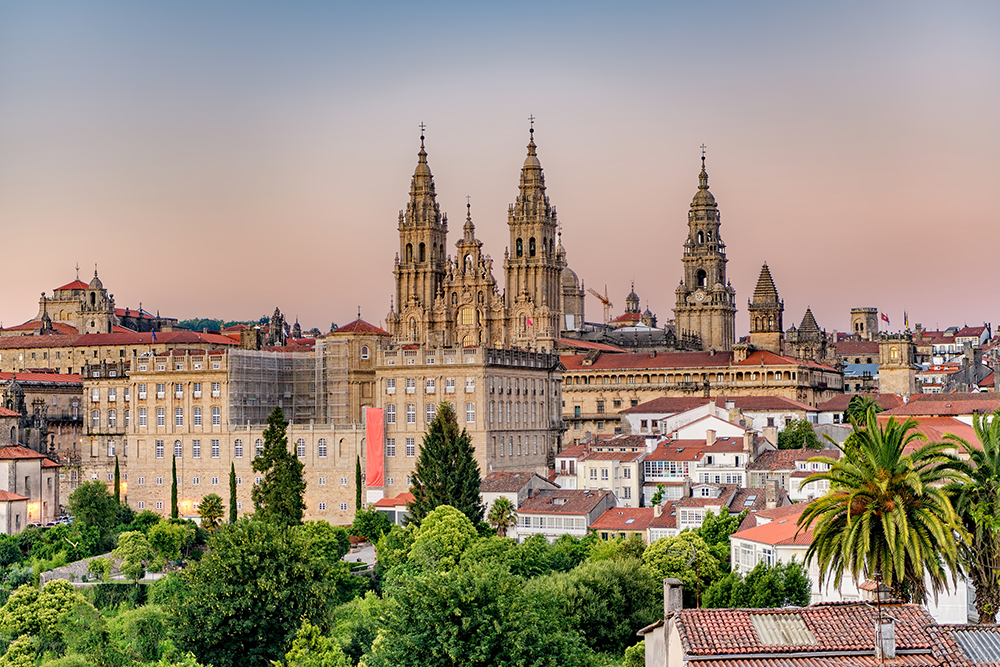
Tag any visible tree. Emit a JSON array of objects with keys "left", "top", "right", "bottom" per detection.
[
  {"left": 169, "top": 520, "right": 348, "bottom": 667},
  {"left": 650, "top": 483, "right": 666, "bottom": 506},
  {"left": 67, "top": 481, "right": 119, "bottom": 547},
  {"left": 407, "top": 402, "right": 484, "bottom": 526},
  {"left": 301, "top": 521, "right": 351, "bottom": 568},
  {"left": 171, "top": 456, "right": 179, "bottom": 519},
  {"left": 252, "top": 406, "right": 306, "bottom": 527},
  {"left": 944, "top": 408, "right": 1000, "bottom": 623},
  {"left": 277, "top": 620, "right": 348, "bottom": 667},
  {"left": 698, "top": 508, "right": 747, "bottom": 570},
  {"left": 486, "top": 497, "right": 517, "bottom": 538},
  {"left": 149, "top": 521, "right": 194, "bottom": 565},
  {"left": 0, "top": 579, "right": 91, "bottom": 646},
  {"left": 363, "top": 562, "right": 591, "bottom": 667},
  {"left": 86, "top": 556, "right": 112, "bottom": 583},
  {"left": 704, "top": 559, "right": 811, "bottom": 608},
  {"left": 798, "top": 410, "right": 966, "bottom": 603},
  {"left": 350, "top": 505, "right": 393, "bottom": 543},
  {"left": 229, "top": 462, "right": 237, "bottom": 524},
  {"left": 642, "top": 533, "right": 721, "bottom": 608},
  {"left": 408, "top": 505, "right": 478, "bottom": 571},
  {"left": 112, "top": 531, "right": 153, "bottom": 583},
  {"left": 843, "top": 394, "right": 883, "bottom": 425},
  {"left": 355, "top": 456, "right": 362, "bottom": 513},
  {"left": 114, "top": 456, "right": 121, "bottom": 504},
  {"left": 777, "top": 419, "right": 822, "bottom": 450},
  {"left": 197, "top": 494, "right": 225, "bottom": 532},
  {"left": 623, "top": 641, "right": 645, "bottom": 667}
]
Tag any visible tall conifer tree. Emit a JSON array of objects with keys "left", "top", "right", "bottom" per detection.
[
  {"left": 113, "top": 456, "right": 121, "bottom": 504},
  {"left": 355, "top": 455, "right": 362, "bottom": 512},
  {"left": 171, "top": 455, "right": 179, "bottom": 519},
  {"left": 407, "top": 402, "right": 484, "bottom": 526},
  {"left": 229, "top": 462, "right": 238, "bottom": 524},
  {"left": 252, "top": 406, "right": 306, "bottom": 527}
]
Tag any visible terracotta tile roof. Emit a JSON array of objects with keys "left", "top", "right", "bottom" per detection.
[
  {"left": 1, "top": 320, "right": 79, "bottom": 334},
  {"left": 882, "top": 393, "right": 999, "bottom": 417},
  {"left": 0, "top": 407, "right": 19, "bottom": 418},
  {"left": 41, "top": 458, "right": 60, "bottom": 468},
  {"left": 747, "top": 448, "right": 841, "bottom": 471},
  {"left": 648, "top": 502, "right": 678, "bottom": 529},
  {"left": 556, "top": 338, "right": 626, "bottom": 353},
  {"left": 733, "top": 349, "right": 838, "bottom": 371},
  {"left": 373, "top": 492, "right": 414, "bottom": 508},
  {"left": 591, "top": 507, "right": 656, "bottom": 532},
  {"left": 480, "top": 471, "right": 542, "bottom": 493},
  {"left": 330, "top": 319, "right": 390, "bottom": 336},
  {"left": 752, "top": 502, "right": 813, "bottom": 523},
  {"left": 518, "top": 489, "right": 611, "bottom": 515},
  {"left": 621, "top": 397, "right": 713, "bottom": 415},
  {"left": 555, "top": 443, "right": 590, "bottom": 460},
  {"left": 874, "top": 415, "right": 980, "bottom": 453},
  {"left": 646, "top": 440, "right": 706, "bottom": 461},
  {"left": 956, "top": 325, "right": 988, "bottom": 338},
  {"left": 731, "top": 505, "right": 811, "bottom": 546},
  {"left": 674, "top": 603, "right": 936, "bottom": 658},
  {"left": 0, "top": 445, "right": 46, "bottom": 460},
  {"left": 980, "top": 371, "right": 996, "bottom": 388},
  {"left": 835, "top": 339, "right": 880, "bottom": 355},
  {"left": 727, "top": 396, "right": 815, "bottom": 411},
  {"left": 0, "top": 490, "right": 29, "bottom": 502},
  {"left": 675, "top": 485, "right": 738, "bottom": 508},
  {"left": 703, "top": 436, "right": 748, "bottom": 453},
  {"left": 222, "top": 324, "right": 248, "bottom": 332},
  {"left": 693, "top": 655, "right": 936, "bottom": 666},
  {"left": 624, "top": 395, "right": 815, "bottom": 416},
  {"left": 582, "top": 450, "right": 645, "bottom": 462},
  {"left": 816, "top": 393, "right": 905, "bottom": 413},
  {"left": 0, "top": 371, "right": 82, "bottom": 385},
  {"left": 561, "top": 350, "right": 734, "bottom": 372},
  {"left": 0, "top": 330, "right": 236, "bottom": 350},
  {"left": 590, "top": 434, "right": 649, "bottom": 450},
  {"left": 54, "top": 279, "right": 89, "bottom": 291}
]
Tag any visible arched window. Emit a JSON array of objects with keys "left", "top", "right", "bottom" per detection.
[
  {"left": 697, "top": 270, "right": 707, "bottom": 287},
  {"left": 768, "top": 316, "right": 774, "bottom": 328},
  {"left": 459, "top": 307, "right": 475, "bottom": 326},
  {"left": 516, "top": 238, "right": 523, "bottom": 258},
  {"left": 360, "top": 346, "right": 370, "bottom": 360},
  {"left": 462, "top": 334, "right": 475, "bottom": 348},
  {"left": 419, "top": 243, "right": 426, "bottom": 262},
  {"left": 706, "top": 230, "right": 712, "bottom": 241},
  {"left": 529, "top": 237, "right": 536, "bottom": 257},
  {"left": 405, "top": 243, "right": 413, "bottom": 262},
  {"left": 174, "top": 440, "right": 182, "bottom": 458},
  {"left": 90, "top": 292, "right": 96, "bottom": 306},
  {"left": 696, "top": 231, "right": 704, "bottom": 244}
]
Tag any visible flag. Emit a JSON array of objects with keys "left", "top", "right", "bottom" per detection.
[
  {"left": 527, "top": 317, "right": 533, "bottom": 326},
  {"left": 151, "top": 329, "right": 157, "bottom": 341},
  {"left": 904, "top": 311, "right": 908, "bottom": 329},
  {"left": 880, "top": 313, "right": 890, "bottom": 326}
]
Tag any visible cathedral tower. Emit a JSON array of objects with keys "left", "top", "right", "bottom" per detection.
[
  {"left": 504, "top": 125, "right": 563, "bottom": 351},
  {"left": 748, "top": 263, "right": 783, "bottom": 354},
  {"left": 389, "top": 132, "right": 449, "bottom": 344},
  {"left": 851, "top": 307, "right": 879, "bottom": 341},
  {"left": 673, "top": 154, "right": 736, "bottom": 350}
]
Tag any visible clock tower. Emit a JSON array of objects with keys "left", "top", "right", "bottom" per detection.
[{"left": 673, "top": 153, "right": 736, "bottom": 350}]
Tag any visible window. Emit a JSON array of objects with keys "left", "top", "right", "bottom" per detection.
[
  {"left": 211, "top": 477, "right": 219, "bottom": 485},
  {"left": 139, "top": 408, "right": 147, "bottom": 427},
  {"left": 386, "top": 379, "right": 396, "bottom": 394},
  {"left": 406, "top": 404, "right": 416, "bottom": 424},
  {"left": 255, "top": 439, "right": 263, "bottom": 456},
  {"left": 193, "top": 440, "right": 201, "bottom": 458},
  {"left": 426, "top": 403, "right": 436, "bottom": 422},
  {"left": 386, "top": 404, "right": 395, "bottom": 424},
  {"left": 340, "top": 477, "right": 347, "bottom": 485},
  {"left": 319, "top": 477, "right": 326, "bottom": 485},
  {"left": 124, "top": 387, "right": 130, "bottom": 402},
  {"left": 193, "top": 382, "right": 202, "bottom": 398},
  {"left": 623, "top": 487, "right": 631, "bottom": 499},
  {"left": 124, "top": 410, "right": 130, "bottom": 427},
  {"left": 318, "top": 438, "right": 327, "bottom": 457},
  {"left": 596, "top": 400, "right": 605, "bottom": 414},
  {"left": 590, "top": 468, "right": 598, "bottom": 480},
  {"left": 318, "top": 502, "right": 327, "bottom": 511},
  {"left": 405, "top": 378, "right": 415, "bottom": 394},
  {"left": 211, "top": 439, "right": 220, "bottom": 458},
  {"left": 212, "top": 407, "right": 221, "bottom": 426},
  {"left": 445, "top": 378, "right": 455, "bottom": 393},
  {"left": 91, "top": 388, "right": 100, "bottom": 402},
  {"left": 138, "top": 384, "right": 147, "bottom": 399},
  {"left": 236, "top": 477, "right": 242, "bottom": 484},
  {"left": 91, "top": 410, "right": 99, "bottom": 428},
  {"left": 107, "top": 441, "right": 115, "bottom": 457},
  {"left": 156, "top": 501, "right": 163, "bottom": 510},
  {"left": 194, "top": 407, "right": 202, "bottom": 426},
  {"left": 386, "top": 438, "right": 396, "bottom": 457},
  {"left": 623, "top": 468, "right": 631, "bottom": 479},
  {"left": 155, "top": 440, "right": 164, "bottom": 458},
  {"left": 360, "top": 345, "right": 370, "bottom": 360},
  {"left": 297, "top": 439, "right": 306, "bottom": 457},
  {"left": 601, "top": 468, "right": 609, "bottom": 481},
  {"left": 138, "top": 501, "right": 145, "bottom": 509},
  {"left": 466, "top": 403, "right": 475, "bottom": 423},
  {"left": 175, "top": 408, "right": 183, "bottom": 426},
  {"left": 340, "top": 503, "right": 348, "bottom": 511},
  {"left": 387, "top": 477, "right": 394, "bottom": 486},
  {"left": 156, "top": 407, "right": 165, "bottom": 427},
  {"left": 156, "top": 384, "right": 165, "bottom": 399},
  {"left": 426, "top": 378, "right": 435, "bottom": 393},
  {"left": 108, "top": 409, "right": 117, "bottom": 428},
  {"left": 137, "top": 477, "right": 144, "bottom": 485},
  {"left": 175, "top": 384, "right": 183, "bottom": 398},
  {"left": 108, "top": 387, "right": 117, "bottom": 402},
  {"left": 211, "top": 382, "right": 221, "bottom": 397},
  {"left": 405, "top": 438, "right": 415, "bottom": 457},
  {"left": 234, "top": 439, "right": 243, "bottom": 458},
  {"left": 193, "top": 477, "right": 200, "bottom": 485}
]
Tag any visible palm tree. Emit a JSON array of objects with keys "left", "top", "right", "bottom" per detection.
[
  {"left": 843, "top": 394, "right": 883, "bottom": 425},
  {"left": 944, "top": 409, "right": 1000, "bottom": 623},
  {"left": 487, "top": 497, "right": 517, "bottom": 538},
  {"left": 797, "top": 409, "right": 966, "bottom": 603},
  {"left": 198, "top": 493, "right": 225, "bottom": 532}
]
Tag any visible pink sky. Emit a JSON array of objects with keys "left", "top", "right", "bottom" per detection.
[{"left": 1, "top": 2, "right": 997, "bottom": 335}]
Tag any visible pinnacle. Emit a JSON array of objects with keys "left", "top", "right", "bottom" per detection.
[
  {"left": 799, "top": 307, "right": 821, "bottom": 333},
  {"left": 751, "top": 263, "right": 779, "bottom": 304}
]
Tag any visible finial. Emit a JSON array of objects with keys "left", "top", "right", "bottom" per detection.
[
  {"left": 94, "top": 263, "right": 98, "bottom": 277},
  {"left": 357, "top": 306, "right": 361, "bottom": 320},
  {"left": 698, "top": 147, "right": 709, "bottom": 190},
  {"left": 529, "top": 114, "right": 535, "bottom": 132},
  {"left": 701, "top": 143, "right": 707, "bottom": 157},
  {"left": 75, "top": 263, "right": 80, "bottom": 280},
  {"left": 419, "top": 122, "right": 426, "bottom": 147}
]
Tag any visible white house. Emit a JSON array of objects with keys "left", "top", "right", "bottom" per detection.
[{"left": 516, "top": 489, "right": 615, "bottom": 542}]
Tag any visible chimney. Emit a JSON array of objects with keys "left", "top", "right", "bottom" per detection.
[
  {"left": 645, "top": 435, "right": 659, "bottom": 454},
  {"left": 706, "top": 429, "right": 716, "bottom": 446},
  {"left": 743, "top": 431, "right": 753, "bottom": 457},
  {"left": 708, "top": 398, "right": 716, "bottom": 413},
  {"left": 683, "top": 477, "right": 692, "bottom": 498},
  {"left": 763, "top": 426, "right": 778, "bottom": 446},
  {"left": 725, "top": 400, "right": 735, "bottom": 410},
  {"left": 663, "top": 578, "right": 684, "bottom": 616},
  {"left": 875, "top": 619, "right": 896, "bottom": 660},
  {"left": 654, "top": 503, "right": 663, "bottom": 518},
  {"left": 765, "top": 479, "right": 779, "bottom": 510}
]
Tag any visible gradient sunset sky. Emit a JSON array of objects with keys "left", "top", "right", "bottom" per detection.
[{"left": 2, "top": 1, "right": 997, "bottom": 335}]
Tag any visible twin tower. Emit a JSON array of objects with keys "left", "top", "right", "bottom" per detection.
[{"left": 386, "top": 127, "right": 585, "bottom": 353}]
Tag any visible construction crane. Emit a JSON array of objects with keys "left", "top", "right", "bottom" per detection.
[{"left": 587, "top": 285, "right": 614, "bottom": 324}]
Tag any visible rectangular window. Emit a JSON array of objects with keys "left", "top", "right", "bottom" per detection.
[
  {"left": 318, "top": 439, "right": 327, "bottom": 457},
  {"left": 234, "top": 439, "right": 244, "bottom": 458},
  {"left": 445, "top": 378, "right": 455, "bottom": 394},
  {"left": 108, "top": 409, "right": 117, "bottom": 428},
  {"left": 405, "top": 378, "right": 415, "bottom": 394},
  {"left": 425, "top": 378, "right": 435, "bottom": 393},
  {"left": 386, "top": 378, "right": 396, "bottom": 394},
  {"left": 340, "top": 477, "right": 347, "bottom": 485},
  {"left": 465, "top": 377, "right": 475, "bottom": 393},
  {"left": 193, "top": 477, "right": 200, "bottom": 485},
  {"left": 596, "top": 400, "right": 605, "bottom": 414},
  {"left": 124, "top": 410, "right": 130, "bottom": 427},
  {"left": 601, "top": 468, "right": 609, "bottom": 481},
  {"left": 174, "top": 440, "right": 182, "bottom": 457},
  {"left": 296, "top": 439, "right": 306, "bottom": 457},
  {"left": 406, "top": 404, "right": 416, "bottom": 424},
  {"left": 623, "top": 468, "right": 631, "bottom": 479},
  {"left": 138, "top": 384, "right": 147, "bottom": 399},
  {"left": 137, "top": 501, "right": 145, "bottom": 509},
  {"left": 108, "top": 387, "right": 117, "bottom": 402},
  {"left": 212, "top": 407, "right": 221, "bottom": 426},
  {"left": 426, "top": 403, "right": 436, "bottom": 422},
  {"left": 623, "top": 487, "right": 631, "bottom": 499},
  {"left": 319, "top": 477, "right": 326, "bottom": 486},
  {"left": 107, "top": 441, "right": 115, "bottom": 457},
  {"left": 193, "top": 382, "right": 202, "bottom": 398},
  {"left": 211, "top": 477, "right": 219, "bottom": 485},
  {"left": 175, "top": 384, "right": 183, "bottom": 398},
  {"left": 194, "top": 407, "right": 202, "bottom": 426},
  {"left": 340, "top": 502, "right": 348, "bottom": 511},
  {"left": 139, "top": 408, "right": 147, "bottom": 426},
  {"left": 319, "top": 502, "right": 327, "bottom": 511},
  {"left": 466, "top": 402, "right": 475, "bottom": 423},
  {"left": 156, "top": 408, "right": 165, "bottom": 427},
  {"left": 124, "top": 387, "right": 130, "bottom": 402},
  {"left": 91, "top": 410, "right": 100, "bottom": 428},
  {"left": 155, "top": 476, "right": 163, "bottom": 485},
  {"left": 91, "top": 388, "right": 100, "bottom": 402},
  {"left": 175, "top": 408, "right": 183, "bottom": 426},
  {"left": 156, "top": 501, "right": 163, "bottom": 510},
  {"left": 386, "top": 438, "right": 396, "bottom": 457},
  {"left": 192, "top": 440, "right": 201, "bottom": 458},
  {"left": 211, "top": 439, "right": 220, "bottom": 458},
  {"left": 405, "top": 438, "right": 416, "bottom": 457},
  {"left": 211, "top": 382, "right": 221, "bottom": 397},
  {"left": 155, "top": 440, "right": 164, "bottom": 458},
  {"left": 156, "top": 384, "right": 165, "bottom": 399},
  {"left": 386, "top": 404, "right": 396, "bottom": 424},
  {"left": 590, "top": 468, "right": 597, "bottom": 480}
]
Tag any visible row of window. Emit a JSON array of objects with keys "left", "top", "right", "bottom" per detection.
[
  {"left": 135, "top": 360, "right": 222, "bottom": 372},
  {"left": 385, "top": 403, "right": 476, "bottom": 425},
  {"left": 492, "top": 435, "right": 541, "bottom": 458},
  {"left": 91, "top": 382, "right": 223, "bottom": 403},
  {"left": 134, "top": 500, "right": 350, "bottom": 512},
  {"left": 151, "top": 437, "right": 331, "bottom": 459},
  {"left": 587, "top": 467, "right": 633, "bottom": 481},
  {"left": 488, "top": 400, "right": 544, "bottom": 425},
  {"left": 386, "top": 378, "right": 475, "bottom": 394},
  {"left": 384, "top": 438, "right": 415, "bottom": 457},
  {"left": 128, "top": 406, "right": 223, "bottom": 428}
]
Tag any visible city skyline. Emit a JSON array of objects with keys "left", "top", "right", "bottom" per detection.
[{"left": 2, "top": 1, "right": 997, "bottom": 336}]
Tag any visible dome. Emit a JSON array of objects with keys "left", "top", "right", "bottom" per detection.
[
  {"left": 89, "top": 272, "right": 103, "bottom": 290},
  {"left": 691, "top": 189, "right": 717, "bottom": 207},
  {"left": 561, "top": 266, "right": 580, "bottom": 289}
]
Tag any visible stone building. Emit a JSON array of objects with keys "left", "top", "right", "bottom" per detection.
[
  {"left": 784, "top": 308, "right": 832, "bottom": 362},
  {"left": 673, "top": 156, "right": 737, "bottom": 351},
  {"left": 879, "top": 332, "right": 917, "bottom": 397},
  {"left": 850, "top": 307, "right": 879, "bottom": 341},
  {"left": 747, "top": 264, "right": 783, "bottom": 354}
]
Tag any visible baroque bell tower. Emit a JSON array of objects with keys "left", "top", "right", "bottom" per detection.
[
  {"left": 388, "top": 128, "right": 449, "bottom": 345},
  {"left": 673, "top": 151, "right": 736, "bottom": 350}
]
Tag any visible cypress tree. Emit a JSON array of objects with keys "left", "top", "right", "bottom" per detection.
[
  {"left": 251, "top": 406, "right": 306, "bottom": 527},
  {"left": 407, "top": 402, "right": 484, "bottom": 526},
  {"left": 355, "top": 455, "right": 362, "bottom": 512},
  {"left": 171, "top": 455, "right": 179, "bottom": 519},
  {"left": 113, "top": 456, "right": 121, "bottom": 504},
  {"left": 229, "top": 462, "right": 238, "bottom": 524}
]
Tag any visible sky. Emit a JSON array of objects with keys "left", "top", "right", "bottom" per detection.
[{"left": 1, "top": 1, "right": 998, "bottom": 336}]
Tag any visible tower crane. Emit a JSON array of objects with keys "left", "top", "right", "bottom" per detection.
[{"left": 587, "top": 285, "right": 614, "bottom": 325}]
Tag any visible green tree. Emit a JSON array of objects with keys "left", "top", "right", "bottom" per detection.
[
  {"left": 587, "top": 534, "right": 646, "bottom": 563},
  {"left": 650, "top": 483, "right": 666, "bottom": 506},
  {"left": 408, "top": 505, "right": 478, "bottom": 571},
  {"left": 642, "top": 533, "right": 721, "bottom": 608},
  {"left": 486, "top": 497, "right": 517, "bottom": 538},
  {"left": 704, "top": 559, "right": 811, "bottom": 608},
  {"left": 67, "top": 481, "right": 119, "bottom": 548},
  {"left": 113, "top": 530, "right": 153, "bottom": 583},
  {"left": 171, "top": 456, "right": 179, "bottom": 519},
  {"left": 330, "top": 592, "right": 382, "bottom": 665},
  {"left": 843, "top": 394, "right": 883, "bottom": 425},
  {"left": 777, "top": 419, "right": 822, "bottom": 450},
  {"left": 229, "top": 462, "right": 237, "bottom": 525},
  {"left": 697, "top": 508, "right": 747, "bottom": 570},
  {"left": 623, "top": 641, "right": 645, "bottom": 667},
  {"left": 350, "top": 505, "right": 393, "bottom": 543},
  {"left": 0, "top": 579, "right": 91, "bottom": 648},
  {"left": 364, "top": 562, "right": 591, "bottom": 667},
  {"left": 252, "top": 407, "right": 306, "bottom": 527},
  {"left": 798, "top": 410, "right": 966, "bottom": 603},
  {"left": 406, "top": 402, "right": 484, "bottom": 526},
  {"left": 301, "top": 521, "right": 351, "bottom": 568},
  {"left": 0, "top": 636, "right": 34, "bottom": 667},
  {"left": 197, "top": 494, "right": 225, "bottom": 532},
  {"left": 107, "top": 603, "right": 172, "bottom": 663},
  {"left": 169, "top": 519, "right": 348, "bottom": 667},
  {"left": 148, "top": 521, "right": 194, "bottom": 565},
  {"left": 113, "top": 456, "right": 121, "bottom": 504},
  {"left": 374, "top": 524, "right": 416, "bottom": 574},
  {"left": 275, "top": 620, "right": 348, "bottom": 667},
  {"left": 86, "top": 556, "right": 112, "bottom": 583},
  {"left": 354, "top": 456, "right": 362, "bottom": 513},
  {"left": 944, "top": 408, "right": 1000, "bottom": 623}
]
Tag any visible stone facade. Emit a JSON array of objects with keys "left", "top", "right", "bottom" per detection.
[
  {"left": 851, "top": 307, "right": 879, "bottom": 341},
  {"left": 747, "top": 264, "right": 783, "bottom": 354},
  {"left": 879, "top": 332, "right": 917, "bottom": 397}
]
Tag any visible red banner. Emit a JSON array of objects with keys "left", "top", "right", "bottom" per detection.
[{"left": 365, "top": 407, "right": 384, "bottom": 488}]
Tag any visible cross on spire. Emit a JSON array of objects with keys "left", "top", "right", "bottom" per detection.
[
  {"left": 529, "top": 114, "right": 535, "bottom": 130},
  {"left": 75, "top": 263, "right": 79, "bottom": 280},
  {"left": 700, "top": 143, "right": 707, "bottom": 157}
]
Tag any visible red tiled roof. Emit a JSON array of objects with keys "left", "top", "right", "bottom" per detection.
[
  {"left": 519, "top": 489, "right": 611, "bottom": 515},
  {"left": 0, "top": 372, "right": 81, "bottom": 385},
  {"left": 623, "top": 395, "right": 815, "bottom": 415},
  {"left": 731, "top": 505, "right": 811, "bottom": 546},
  {"left": 621, "top": 397, "right": 714, "bottom": 415},
  {"left": 980, "top": 371, "right": 996, "bottom": 388},
  {"left": 330, "top": 319, "right": 390, "bottom": 336},
  {"left": 591, "top": 507, "right": 655, "bottom": 531},
  {"left": 555, "top": 443, "right": 590, "bottom": 460},
  {"left": 481, "top": 471, "right": 544, "bottom": 493},
  {"left": 0, "top": 490, "right": 29, "bottom": 502},
  {"left": 0, "top": 445, "right": 46, "bottom": 460},
  {"left": 875, "top": 415, "right": 980, "bottom": 453},
  {"left": 611, "top": 312, "right": 641, "bottom": 324},
  {"left": 733, "top": 349, "right": 837, "bottom": 371},
  {"left": 648, "top": 501, "right": 678, "bottom": 529},
  {"left": 561, "top": 350, "right": 734, "bottom": 371},
  {"left": 645, "top": 440, "right": 706, "bottom": 461},
  {"left": 882, "top": 393, "right": 999, "bottom": 417},
  {"left": 1, "top": 320, "right": 79, "bottom": 334},
  {"left": 582, "top": 450, "right": 645, "bottom": 462},
  {"left": 54, "top": 280, "right": 89, "bottom": 291},
  {"left": 747, "top": 448, "right": 841, "bottom": 471},
  {"left": 956, "top": 325, "right": 988, "bottom": 338},
  {"left": 373, "top": 492, "right": 414, "bottom": 508},
  {"left": 114, "top": 308, "right": 153, "bottom": 318},
  {"left": 753, "top": 502, "right": 813, "bottom": 522},
  {"left": 556, "top": 338, "right": 626, "bottom": 353},
  {"left": 703, "top": 437, "right": 747, "bottom": 453},
  {"left": 834, "top": 339, "right": 880, "bottom": 355},
  {"left": 815, "top": 393, "right": 905, "bottom": 413},
  {"left": 0, "top": 330, "right": 237, "bottom": 350},
  {"left": 0, "top": 407, "right": 18, "bottom": 418},
  {"left": 42, "top": 458, "right": 60, "bottom": 468}
]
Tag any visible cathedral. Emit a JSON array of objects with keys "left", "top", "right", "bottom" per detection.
[{"left": 385, "top": 126, "right": 584, "bottom": 353}]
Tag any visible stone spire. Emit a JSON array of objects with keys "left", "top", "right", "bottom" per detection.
[
  {"left": 463, "top": 199, "right": 476, "bottom": 243},
  {"left": 748, "top": 263, "right": 783, "bottom": 353},
  {"left": 751, "top": 263, "right": 780, "bottom": 305},
  {"left": 799, "top": 308, "right": 821, "bottom": 334}
]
